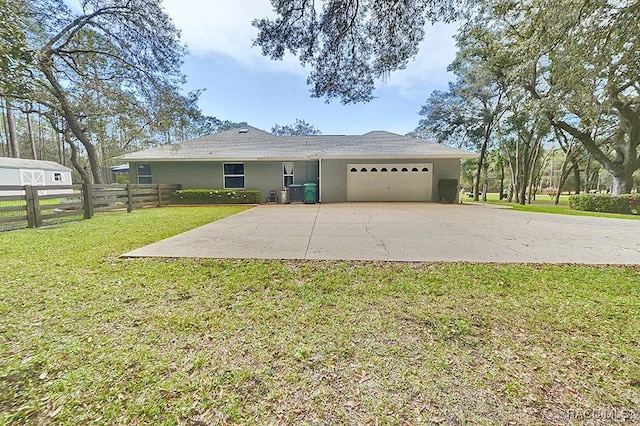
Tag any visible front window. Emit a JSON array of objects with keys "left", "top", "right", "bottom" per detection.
[
  {"left": 283, "top": 162, "right": 294, "bottom": 188},
  {"left": 224, "top": 163, "right": 245, "bottom": 189},
  {"left": 137, "top": 163, "right": 152, "bottom": 184}
]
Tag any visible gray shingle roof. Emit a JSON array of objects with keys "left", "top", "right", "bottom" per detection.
[
  {"left": 118, "top": 126, "right": 477, "bottom": 161},
  {"left": 0, "top": 157, "right": 72, "bottom": 171}
]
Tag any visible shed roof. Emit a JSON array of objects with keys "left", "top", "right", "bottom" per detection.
[
  {"left": 0, "top": 157, "right": 72, "bottom": 171},
  {"left": 118, "top": 126, "right": 477, "bottom": 161}
]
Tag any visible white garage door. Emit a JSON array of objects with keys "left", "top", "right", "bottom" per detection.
[{"left": 347, "top": 163, "right": 433, "bottom": 201}]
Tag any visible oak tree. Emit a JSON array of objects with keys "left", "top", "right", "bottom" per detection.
[
  {"left": 272, "top": 119, "right": 321, "bottom": 136},
  {"left": 28, "top": 0, "right": 187, "bottom": 182},
  {"left": 253, "top": 0, "right": 463, "bottom": 104}
]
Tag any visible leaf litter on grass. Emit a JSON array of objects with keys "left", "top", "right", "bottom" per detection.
[{"left": 1, "top": 208, "right": 639, "bottom": 424}]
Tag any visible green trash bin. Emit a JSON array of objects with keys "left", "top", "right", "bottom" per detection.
[{"left": 303, "top": 183, "right": 317, "bottom": 204}]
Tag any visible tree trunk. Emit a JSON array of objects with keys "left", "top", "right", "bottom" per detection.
[
  {"left": 611, "top": 169, "right": 634, "bottom": 195},
  {"left": 1, "top": 108, "right": 7, "bottom": 157},
  {"left": 55, "top": 127, "right": 63, "bottom": 164},
  {"left": 552, "top": 119, "right": 638, "bottom": 196},
  {"left": 571, "top": 160, "right": 581, "bottom": 194},
  {"left": 4, "top": 97, "right": 20, "bottom": 158},
  {"left": 555, "top": 152, "right": 572, "bottom": 205},
  {"left": 499, "top": 163, "right": 505, "bottom": 200},
  {"left": 474, "top": 133, "right": 491, "bottom": 202},
  {"left": 25, "top": 103, "right": 38, "bottom": 160},
  {"left": 39, "top": 58, "right": 102, "bottom": 183},
  {"left": 527, "top": 136, "right": 545, "bottom": 204},
  {"left": 518, "top": 141, "right": 530, "bottom": 205},
  {"left": 504, "top": 147, "right": 516, "bottom": 203},
  {"left": 64, "top": 131, "right": 92, "bottom": 184}
]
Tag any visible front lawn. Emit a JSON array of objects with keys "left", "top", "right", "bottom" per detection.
[
  {"left": 1, "top": 206, "right": 639, "bottom": 424},
  {"left": 465, "top": 192, "right": 640, "bottom": 220}
]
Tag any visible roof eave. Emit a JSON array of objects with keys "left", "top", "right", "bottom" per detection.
[
  {"left": 117, "top": 156, "right": 315, "bottom": 162},
  {"left": 314, "top": 153, "right": 479, "bottom": 160}
]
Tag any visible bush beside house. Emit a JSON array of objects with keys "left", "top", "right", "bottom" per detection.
[
  {"left": 569, "top": 194, "right": 639, "bottom": 215},
  {"left": 438, "top": 179, "right": 459, "bottom": 203},
  {"left": 176, "top": 189, "right": 261, "bottom": 204}
]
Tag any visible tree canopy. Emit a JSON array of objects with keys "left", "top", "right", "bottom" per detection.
[
  {"left": 272, "top": 119, "right": 321, "bottom": 136},
  {"left": 483, "top": 0, "right": 640, "bottom": 194},
  {"left": 1, "top": 0, "right": 242, "bottom": 183},
  {"left": 253, "top": 0, "right": 463, "bottom": 104},
  {"left": 29, "top": 0, "right": 188, "bottom": 182},
  {"left": 0, "top": 0, "right": 32, "bottom": 96},
  {"left": 256, "top": 0, "right": 638, "bottom": 194}
]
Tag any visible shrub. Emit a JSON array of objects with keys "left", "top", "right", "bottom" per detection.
[
  {"left": 569, "top": 193, "right": 639, "bottom": 215},
  {"left": 628, "top": 194, "right": 640, "bottom": 214},
  {"left": 175, "top": 189, "right": 261, "bottom": 204},
  {"left": 438, "top": 179, "right": 459, "bottom": 204}
]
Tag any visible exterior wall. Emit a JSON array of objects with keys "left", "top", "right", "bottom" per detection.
[
  {"left": 130, "top": 161, "right": 224, "bottom": 188},
  {"left": 42, "top": 170, "right": 73, "bottom": 186},
  {"left": 320, "top": 158, "right": 462, "bottom": 203},
  {"left": 0, "top": 167, "right": 72, "bottom": 196},
  {"left": 0, "top": 168, "right": 19, "bottom": 185},
  {"left": 129, "top": 158, "right": 461, "bottom": 203},
  {"left": 130, "top": 160, "right": 319, "bottom": 203},
  {"left": 431, "top": 158, "right": 464, "bottom": 203}
]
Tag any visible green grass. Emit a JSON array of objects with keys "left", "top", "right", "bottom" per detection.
[
  {"left": 464, "top": 192, "right": 640, "bottom": 220},
  {"left": 1, "top": 206, "right": 639, "bottom": 425}
]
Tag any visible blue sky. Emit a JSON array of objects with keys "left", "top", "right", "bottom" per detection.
[
  {"left": 65, "top": 0, "right": 459, "bottom": 135},
  {"left": 162, "top": 1, "right": 460, "bottom": 135}
]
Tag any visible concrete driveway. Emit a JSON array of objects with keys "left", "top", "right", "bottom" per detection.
[{"left": 123, "top": 203, "right": 640, "bottom": 264}]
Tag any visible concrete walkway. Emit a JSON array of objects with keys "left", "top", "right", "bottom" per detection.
[{"left": 123, "top": 203, "right": 640, "bottom": 264}]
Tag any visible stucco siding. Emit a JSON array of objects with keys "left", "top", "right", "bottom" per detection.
[
  {"left": 130, "top": 158, "right": 461, "bottom": 203},
  {"left": 319, "top": 160, "right": 347, "bottom": 203},
  {"left": 130, "top": 160, "right": 319, "bottom": 202},
  {"left": 431, "top": 158, "right": 464, "bottom": 202},
  {"left": 130, "top": 161, "right": 223, "bottom": 188}
]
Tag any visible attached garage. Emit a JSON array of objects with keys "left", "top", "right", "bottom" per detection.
[{"left": 346, "top": 163, "right": 433, "bottom": 201}]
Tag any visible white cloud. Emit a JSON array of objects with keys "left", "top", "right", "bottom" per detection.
[
  {"left": 162, "top": 0, "right": 305, "bottom": 73},
  {"left": 165, "top": 1, "right": 457, "bottom": 93},
  {"left": 380, "top": 22, "right": 459, "bottom": 98}
]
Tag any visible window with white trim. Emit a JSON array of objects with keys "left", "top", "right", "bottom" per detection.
[
  {"left": 283, "top": 162, "right": 294, "bottom": 188},
  {"left": 137, "top": 164, "right": 152, "bottom": 184},
  {"left": 224, "top": 163, "right": 245, "bottom": 189},
  {"left": 53, "top": 172, "right": 63, "bottom": 182}
]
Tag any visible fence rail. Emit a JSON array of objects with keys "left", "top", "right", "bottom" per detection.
[{"left": 0, "top": 183, "right": 181, "bottom": 231}]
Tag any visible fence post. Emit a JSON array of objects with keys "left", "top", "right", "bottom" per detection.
[
  {"left": 127, "top": 184, "right": 133, "bottom": 213},
  {"left": 82, "top": 183, "right": 94, "bottom": 219},
  {"left": 157, "top": 184, "right": 163, "bottom": 206},
  {"left": 25, "top": 185, "right": 42, "bottom": 228}
]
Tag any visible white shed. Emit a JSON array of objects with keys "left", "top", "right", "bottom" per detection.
[{"left": 0, "top": 157, "right": 73, "bottom": 196}]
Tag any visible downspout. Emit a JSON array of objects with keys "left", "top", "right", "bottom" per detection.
[{"left": 318, "top": 157, "right": 322, "bottom": 203}]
